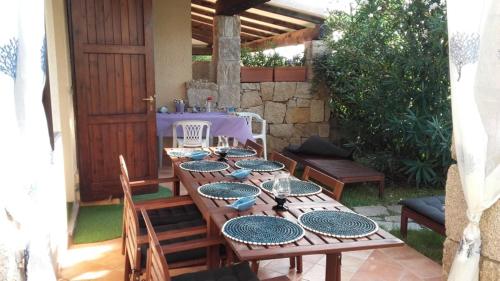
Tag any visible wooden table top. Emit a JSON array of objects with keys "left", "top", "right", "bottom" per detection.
[{"left": 166, "top": 147, "right": 403, "bottom": 262}]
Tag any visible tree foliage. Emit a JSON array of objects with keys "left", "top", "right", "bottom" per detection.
[{"left": 314, "top": 0, "right": 451, "bottom": 186}]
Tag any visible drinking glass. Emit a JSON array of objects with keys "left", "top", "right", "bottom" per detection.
[
  {"left": 217, "top": 136, "right": 230, "bottom": 161},
  {"left": 272, "top": 173, "right": 291, "bottom": 211}
]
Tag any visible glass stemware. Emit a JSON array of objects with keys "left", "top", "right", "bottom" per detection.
[
  {"left": 217, "top": 136, "right": 230, "bottom": 161},
  {"left": 272, "top": 173, "right": 291, "bottom": 211}
]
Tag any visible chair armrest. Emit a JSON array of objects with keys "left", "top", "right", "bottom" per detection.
[
  {"left": 129, "top": 177, "right": 178, "bottom": 188},
  {"left": 161, "top": 237, "right": 223, "bottom": 254},
  {"left": 133, "top": 196, "right": 194, "bottom": 211}
]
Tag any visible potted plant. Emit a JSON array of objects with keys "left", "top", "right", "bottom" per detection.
[
  {"left": 273, "top": 53, "right": 307, "bottom": 82},
  {"left": 240, "top": 48, "right": 275, "bottom": 82}
]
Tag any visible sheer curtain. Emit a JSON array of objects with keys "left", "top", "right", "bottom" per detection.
[
  {"left": 0, "top": 0, "right": 58, "bottom": 280},
  {"left": 447, "top": 0, "right": 500, "bottom": 280}
]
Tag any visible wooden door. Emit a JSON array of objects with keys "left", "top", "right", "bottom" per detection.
[{"left": 69, "top": 0, "right": 157, "bottom": 201}]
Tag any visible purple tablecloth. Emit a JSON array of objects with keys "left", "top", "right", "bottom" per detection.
[{"left": 156, "top": 112, "right": 254, "bottom": 144}]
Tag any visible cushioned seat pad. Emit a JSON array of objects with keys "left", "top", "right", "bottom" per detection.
[
  {"left": 399, "top": 196, "right": 445, "bottom": 225},
  {"left": 140, "top": 219, "right": 207, "bottom": 267},
  {"left": 139, "top": 204, "right": 202, "bottom": 228},
  {"left": 172, "top": 262, "right": 259, "bottom": 281},
  {"left": 286, "top": 135, "right": 352, "bottom": 158}
]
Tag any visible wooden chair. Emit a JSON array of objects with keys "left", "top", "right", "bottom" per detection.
[
  {"left": 141, "top": 208, "right": 289, "bottom": 281},
  {"left": 270, "top": 152, "right": 297, "bottom": 175},
  {"left": 120, "top": 172, "right": 208, "bottom": 281},
  {"left": 244, "top": 139, "right": 264, "bottom": 158},
  {"left": 289, "top": 166, "right": 345, "bottom": 273},
  {"left": 120, "top": 155, "right": 185, "bottom": 253}
]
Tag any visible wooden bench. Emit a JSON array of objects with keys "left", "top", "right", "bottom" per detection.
[
  {"left": 282, "top": 150, "right": 385, "bottom": 198},
  {"left": 399, "top": 196, "right": 445, "bottom": 237}
]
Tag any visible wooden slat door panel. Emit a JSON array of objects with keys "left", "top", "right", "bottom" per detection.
[{"left": 70, "top": 0, "right": 157, "bottom": 201}]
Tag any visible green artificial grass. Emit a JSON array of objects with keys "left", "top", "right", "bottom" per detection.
[
  {"left": 341, "top": 183, "right": 445, "bottom": 208},
  {"left": 390, "top": 229, "right": 445, "bottom": 263},
  {"left": 72, "top": 186, "right": 172, "bottom": 244}
]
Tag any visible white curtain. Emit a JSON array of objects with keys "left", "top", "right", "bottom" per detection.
[
  {"left": 447, "top": 0, "right": 500, "bottom": 280},
  {"left": 0, "top": 0, "right": 57, "bottom": 280}
]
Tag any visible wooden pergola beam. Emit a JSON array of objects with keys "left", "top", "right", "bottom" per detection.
[
  {"left": 193, "top": 45, "right": 212, "bottom": 55},
  {"left": 255, "top": 3, "right": 325, "bottom": 24},
  {"left": 191, "top": 0, "right": 305, "bottom": 30},
  {"left": 191, "top": 7, "right": 285, "bottom": 35},
  {"left": 192, "top": 21, "right": 260, "bottom": 43},
  {"left": 215, "top": 0, "right": 270, "bottom": 16},
  {"left": 243, "top": 25, "right": 321, "bottom": 50},
  {"left": 192, "top": 14, "right": 272, "bottom": 38}
]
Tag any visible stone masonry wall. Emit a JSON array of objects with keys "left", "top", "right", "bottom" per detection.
[
  {"left": 239, "top": 81, "right": 330, "bottom": 153},
  {"left": 443, "top": 146, "right": 500, "bottom": 280}
]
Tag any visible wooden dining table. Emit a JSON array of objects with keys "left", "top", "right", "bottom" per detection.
[{"left": 166, "top": 148, "right": 404, "bottom": 281}]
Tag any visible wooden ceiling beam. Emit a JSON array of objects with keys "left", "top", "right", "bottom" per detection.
[
  {"left": 191, "top": 7, "right": 285, "bottom": 35},
  {"left": 243, "top": 25, "right": 320, "bottom": 50},
  {"left": 255, "top": 3, "right": 325, "bottom": 24},
  {"left": 191, "top": 0, "right": 304, "bottom": 30},
  {"left": 215, "top": 0, "right": 270, "bottom": 16},
  {"left": 192, "top": 20, "right": 260, "bottom": 43},
  {"left": 193, "top": 45, "right": 212, "bottom": 55},
  {"left": 192, "top": 14, "right": 273, "bottom": 38}
]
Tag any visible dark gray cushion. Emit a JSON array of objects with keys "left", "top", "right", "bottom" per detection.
[
  {"left": 286, "top": 135, "right": 352, "bottom": 158},
  {"left": 399, "top": 196, "right": 445, "bottom": 225},
  {"left": 139, "top": 219, "right": 207, "bottom": 268},
  {"left": 138, "top": 204, "right": 202, "bottom": 228},
  {"left": 172, "top": 262, "right": 259, "bottom": 281}
]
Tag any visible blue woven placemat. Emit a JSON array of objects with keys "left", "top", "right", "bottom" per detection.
[
  {"left": 198, "top": 182, "right": 261, "bottom": 200},
  {"left": 260, "top": 179, "right": 322, "bottom": 197},
  {"left": 222, "top": 215, "right": 305, "bottom": 245},
  {"left": 167, "top": 149, "right": 210, "bottom": 158},
  {"left": 179, "top": 160, "right": 229, "bottom": 173},
  {"left": 298, "top": 210, "right": 378, "bottom": 238},
  {"left": 235, "top": 159, "right": 285, "bottom": 172},
  {"left": 224, "top": 148, "right": 257, "bottom": 158}
]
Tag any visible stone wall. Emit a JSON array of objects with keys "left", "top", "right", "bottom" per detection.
[
  {"left": 443, "top": 162, "right": 500, "bottom": 279},
  {"left": 239, "top": 82, "right": 330, "bottom": 152}
]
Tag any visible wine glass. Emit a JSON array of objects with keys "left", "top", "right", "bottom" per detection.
[
  {"left": 217, "top": 136, "right": 230, "bottom": 161},
  {"left": 272, "top": 173, "right": 291, "bottom": 211}
]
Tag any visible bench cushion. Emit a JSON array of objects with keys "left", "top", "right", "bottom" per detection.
[
  {"left": 138, "top": 204, "right": 203, "bottom": 228},
  {"left": 172, "top": 262, "right": 259, "bottom": 281},
  {"left": 286, "top": 136, "right": 352, "bottom": 158},
  {"left": 399, "top": 196, "right": 445, "bottom": 225}
]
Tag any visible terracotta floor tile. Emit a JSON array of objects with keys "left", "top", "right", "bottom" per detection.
[
  {"left": 302, "top": 264, "right": 325, "bottom": 280},
  {"left": 350, "top": 250, "right": 408, "bottom": 281},
  {"left": 396, "top": 257, "right": 443, "bottom": 279}
]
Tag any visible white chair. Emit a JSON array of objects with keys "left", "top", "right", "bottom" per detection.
[
  {"left": 234, "top": 112, "right": 267, "bottom": 159},
  {"left": 173, "top": 120, "right": 211, "bottom": 148}
]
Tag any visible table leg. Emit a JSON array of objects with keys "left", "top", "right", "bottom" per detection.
[
  {"left": 325, "top": 253, "right": 341, "bottom": 281},
  {"left": 207, "top": 219, "right": 221, "bottom": 269},
  {"left": 172, "top": 165, "right": 180, "bottom": 196},
  {"left": 378, "top": 178, "right": 385, "bottom": 198}
]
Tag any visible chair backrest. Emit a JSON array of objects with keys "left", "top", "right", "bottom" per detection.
[
  {"left": 235, "top": 112, "right": 265, "bottom": 135},
  {"left": 120, "top": 174, "right": 142, "bottom": 271},
  {"left": 302, "top": 166, "right": 345, "bottom": 201},
  {"left": 245, "top": 139, "right": 264, "bottom": 158},
  {"left": 173, "top": 120, "right": 211, "bottom": 147},
  {"left": 142, "top": 208, "right": 171, "bottom": 281},
  {"left": 119, "top": 154, "right": 131, "bottom": 188},
  {"left": 270, "top": 152, "right": 297, "bottom": 175}
]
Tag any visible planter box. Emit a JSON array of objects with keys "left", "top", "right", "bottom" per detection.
[
  {"left": 274, "top": 67, "right": 307, "bottom": 82},
  {"left": 240, "top": 67, "right": 274, "bottom": 82}
]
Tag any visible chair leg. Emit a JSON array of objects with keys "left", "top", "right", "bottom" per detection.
[
  {"left": 262, "top": 137, "right": 267, "bottom": 160},
  {"left": 296, "top": 256, "right": 303, "bottom": 273},
  {"left": 251, "top": 261, "right": 259, "bottom": 274},
  {"left": 289, "top": 257, "right": 296, "bottom": 269},
  {"left": 158, "top": 136, "right": 163, "bottom": 168},
  {"left": 378, "top": 179, "right": 385, "bottom": 198},
  {"left": 400, "top": 207, "right": 409, "bottom": 238}
]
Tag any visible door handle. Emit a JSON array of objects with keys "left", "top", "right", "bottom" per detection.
[
  {"left": 142, "top": 96, "right": 154, "bottom": 102},
  {"left": 142, "top": 95, "right": 155, "bottom": 111}
]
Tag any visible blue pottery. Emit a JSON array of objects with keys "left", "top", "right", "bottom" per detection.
[
  {"left": 188, "top": 150, "right": 210, "bottom": 160},
  {"left": 228, "top": 196, "right": 256, "bottom": 211},
  {"left": 229, "top": 169, "right": 252, "bottom": 180}
]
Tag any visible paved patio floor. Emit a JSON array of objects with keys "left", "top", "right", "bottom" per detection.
[{"left": 58, "top": 237, "right": 443, "bottom": 281}]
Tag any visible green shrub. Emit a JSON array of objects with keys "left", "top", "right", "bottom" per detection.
[
  {"left": 241, "top": 48, "right": 304, "bottom": 67},
  {"left": 314, "top": 0, "right": 451, "bottom": 187}
]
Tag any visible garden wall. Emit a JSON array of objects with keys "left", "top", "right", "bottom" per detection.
[
  {"left": 239, "top": 82, "right": 331, "bottom": 152},
  {"left": 442, "top": 149, "right": 500, "bottom": 279}
]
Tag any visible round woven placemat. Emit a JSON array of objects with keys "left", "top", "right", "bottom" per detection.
[
  {"left": 298, "top": 210, "right": 378, "bottom": 238},
  {"left": 224, "top": 148, "right": 257, "bottom": 158},
  {"left": 260, "top": 180, "right": 322, "bottom": 197},
  {"left": 197, "top": 182, "right": 261, "bottom": 200},
  {"left": 235, "top": 159, "right": 285, "bottom": 172},
  {"left": 179, "top": 160, "right": 229, "bottom": 173},
  {"left": 167, "top": 149, "right": 210, "bottom": 158},
  {"left": 222, "top": 215, "right": 305, "bottom": 245}
]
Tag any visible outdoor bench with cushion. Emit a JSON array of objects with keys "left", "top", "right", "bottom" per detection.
[
  {"left": 282, "top": 136, "right": 385, "bottom": 198},
  {"left": 399, "top": 195, "right": 445, "bottom": 237}
]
